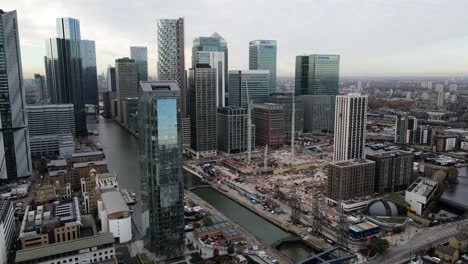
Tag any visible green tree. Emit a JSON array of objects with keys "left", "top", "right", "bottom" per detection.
[
  {"left": 227, "top": 246, "right": 235, "bottom": 255},
  {"left": 448, "top": 167, "right": 459, "bottom": 179},
  {"left": 368, "top": 237, "right": 389, "bottom": 254},
  {"left": 203, "top": 217, "right": 214, "bottom": 226}
]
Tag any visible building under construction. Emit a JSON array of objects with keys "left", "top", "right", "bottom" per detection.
[
  {"left": 217, "top": 107, "right": 255, "bottom": 154},
  {"left": 251, "top": 103, "right": 285, "bottom": 149}
]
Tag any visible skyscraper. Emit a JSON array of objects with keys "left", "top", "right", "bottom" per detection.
[
  {"left": 188, "top": 65, "right": 217, "bottom": 156},
  {"left": 157, "top": 18, "right": 185, "bottom": 115},
  {"left": 296, "top": 54, "right": 340, "bottom": 133},
  {"left": 34, "top": 74, "right": 47, "bottom": 103},
  {"left": 0, "top": 10, "right": 32, "bottom": 180},
  {"left": 81, "top": 39, "right": 98, "bottom": 106},
  {"left": 130, "top": 46, "right": 148, "bottom": 81},
  {"left": 115, "top": 58, "right": 138, "bottom": 123},
  {"left": 333, "top": 94, "right": 368, "bottom": 162},
  {"left": 228, "top": 70, "right": 270, "bottom": 108},
  {"left": 106, "top": 66, "right": 116, "bottom": 92},
  {"left": 138, "top": 81, "right": 184, "bottom": 258},
  {"left": 45, "top": 17, "right": 87, "bottom": 135},
  {"left": 193, "top": 51, "right": 225, "bottom": 107},
  {"left": 217, "top": 107, "right": 253, "bottom": 154},
  {"left": 249, "top": 40, "right": 277, "bottom": 94},
  {"left": 366, "top": 151, "right": 413, "bottom": 193}
]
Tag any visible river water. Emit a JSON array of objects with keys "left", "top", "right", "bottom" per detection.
[{"left": 87, "top": 117, "right": 314, "bottom": 261}]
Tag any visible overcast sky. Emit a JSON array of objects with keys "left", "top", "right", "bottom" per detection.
[{"left": 4, "top": 0, "right": 468, "bottom": 79}]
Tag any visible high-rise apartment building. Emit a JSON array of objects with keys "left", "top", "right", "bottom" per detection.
[
  {"left": 333, "top": 94, "right": 367, "bottom": 162},
  {"left": 366, "top": 151, "right": 414, "bottom": 193},
  {"left": 115, "top": 58, "right": 138, "bottom": 123},
  {"left": 0, "top": 10, "right": 32, "bottom": 180},
  {"left": 26, "top": 104, "right": 75, "bottom": 136},
  {"left": 296, "top": 54, "right": 339, "bottom": 133},
  {"left": 157, "top": 18, "right": 185, "bottom": 115},
  {"left": 193, "top": 51, "right": 225, "bottom": 107},
  {"left": 395, "top": 115, "right": 417, "bottom": 145},
  {"left": 130, "top": 46, "right": 148, "bottom": 81},
  {"left": 45, "top": 17, "right": 86, "bottom": 135},
  {"left": 217, "top": 107, "right": 253, "bottom": 154},
  {"left": 34, "top": 74, "right": 47, "bottom": 103},
  {"left": 138, "top": 81, "right": 184, "bottom": 258},
  {"left": 327, "top": 159, "right": 375, "bottom": 203},
  {"left": 188, "top": 65, "right": 217, "bottom": 156},
  {"left": 249, "top": 40, "right": 277, "bottom": 94},
  {"left": 251, "top": 103, "right": 285, "bottom": 149},
  {"left": 192, "top": 33, "right": 228, "bottom": 96},
  {"left": 80, "top": 39, "right": 98, "bottom": 106},
  {"left": 229, "top": 70, "right": 270, "bottom": 108}
]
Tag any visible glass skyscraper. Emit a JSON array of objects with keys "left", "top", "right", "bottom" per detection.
[
  {"left": 81, "top": 39, "right": 99, "bottom": 106},
  {"left": 228, "top": 70, "right": 270, "bottom": 108},
  {"left": 138, "top": 81, "right": 184, "bottom": 258},
  {"left": 0, "top": 10, "right": 32, "bottom": 180},
  {"left": 295, "top": 54, "right": 340, "bottom": 133},
  {"left": 130, "top": 46, "right": 148, "bottom": 81},
  {"left": 249, "top": 40, "right": 277, "bottom": 94},
  {"left": 45, "top": 17, "right": 87, "bottom": 135}
]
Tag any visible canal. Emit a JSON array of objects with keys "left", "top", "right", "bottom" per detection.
[{"left": 88, "top": 117, "right": 315, "bottom": 262}]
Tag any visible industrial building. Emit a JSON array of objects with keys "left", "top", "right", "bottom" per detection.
[
  {"left": 327, "top": 159, "right": 375, "bottom": 204},
  {"left": 405, "top": 177, "right": 438, "bottom": 215},
  {"left": 251, "top": 103, "right": 285, "bottom": 149},
  {"left": 366, "top": 150, "right": 414, "bottom": 193},
  {"left": 217, "top": 107, "right": 254, "bottom": 154}
]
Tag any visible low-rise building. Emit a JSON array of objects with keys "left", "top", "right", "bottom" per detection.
[
  {"left": 70, "top": 151, "right": 105, "bottom": 163},
  {"left": 434, "top": 245, "right": 459, "bottom": 263},
  {"left": 15, "top": 232, "right": 116, "bottom": 264},
  {"left": 98, "top": 190, "right": 132, "bottom": 243},
  {"left": 449, "top": 233, "right": 468, "bottom": 253},
  {"left": 29, "top": 134, "right": 75, "bottom": 159},
  {"left": 405, "top": 177, "right": 438, "bottom": 215}
]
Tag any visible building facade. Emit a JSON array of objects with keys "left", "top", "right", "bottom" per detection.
[
  {"left": 193, "top": 51, "right": 225, "bottom": 107},
  {"left": 138, "top": 81, "right": 184, "bottom": 257},
  {"left": 26, "top": 104, "right": 75, "bottom": 136},
  {"left": 33, "top": 74, "right": 47, "bottom": 103},
  {"left": 115, "top": 58, "right": 138, "bottom": 123},
  {"left": 366, "top": 151, "right": 414, "bottom": 193},
  {"left": 333, "top": 94, "right": 368, "bottom": 162},
  {"left": 0, "top": 200, "right": 14, "bottom": 264},
  {"left": 217, "top": 107, "right": 253, "bottom": 154},
  {"left": 157, "top": 18, "right": 185, "bottom": 116},
  {"left": 395, "top": 115, "right": 417, "bottom": 144},
  {"left": 80, "top": 39, "right": 98, "bottom": 106},
  {"left": 106, "top": 66, "right": 116, "bottom": 92},
  {"left": 130, "top": 46, "right": 148, "bottom": 81},
  {"left": 251, "top": 103, "right": 284, "bottom": 149},
  {"left": 295, "top": 54, "right": 339, "bottom": 133},
  {"left": 249, "top": 40, "right": 277, "bottom": 94},
  {"left": 188, "top": 65, "right": 217, "bottom": 156},
  {"left": 0, "top": 10, "right": 32, "bottom": 180},
  {"left": 327, "top": 159, "right": 376, "bottom": 203},
  {"left": 228, "top": 70, "right": 270, "bottom": 108}
]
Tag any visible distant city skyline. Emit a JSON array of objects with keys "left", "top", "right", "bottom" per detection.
[{"left": 3, "top": 0, "right": 468, "bottom": 78}]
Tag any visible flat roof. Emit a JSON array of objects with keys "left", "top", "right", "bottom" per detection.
[
  {"left": 71, "top": 151, "right": 103, "bottom": 158},
  {"left": 331, "top": 159, "right": 375, "bottom": 167},
  {"left": 47, "top": 159, "right": 67, "bottom": 167},
  {"left": 349, "top": 221, "right": 379, "bottom": 233},
  {"left": 101, "top": 190, "right": 129, "bottom": 215},
  {"left": 366, "top": 150, "right": 412, "bottom": 159},
  {"left": 72, "top": 160, "right": 107, "bottom": 168},
  {"left": 49, "top": 170, "right": 68, "bottom": 177},
  {"left": 15, "top": 233, "right": 114, "bottom": 262},
  {"left": 406, "top": 177, "right": 438, "bottom": 197}
]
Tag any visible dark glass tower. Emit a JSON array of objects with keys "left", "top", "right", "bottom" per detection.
[
  {"left": 81, "top": 39, "right": 98, "bottom": 106},
  {"left": 45, "top": 17, "right": 87, "bottom": 136},
  {"left": 0, "top": 10, "right": 32, "bottom": 180},
  {"left": 138, "top": 81, "right": 184, "bottom": 258}
]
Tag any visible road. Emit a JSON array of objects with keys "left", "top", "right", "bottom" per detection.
[{"left": 368, "top": 220, "right": 467, "bottom": 264}]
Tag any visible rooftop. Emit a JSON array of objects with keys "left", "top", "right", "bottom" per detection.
[
  {"left": 49, "top": 170, "right": 68, "bottom": 177},
  {"left": 453, "top": 232, "right": 468, "bottom": 242},
  {"left": 349, "top": 221, "right": 379, "bottom": 233},
  {"left": 47, "top": 159, "right": 67, "bottom": 167},
  {"left": 435, "top": 245, "right": 457, "bottom": 256},
  {"left": 406, "top": 177, "right": 438, "bottom": 197},
  {"left": 15, "top": 233, "right": 114, "bottom": 262},
  {"left": 331, "top": 159, "right": 375, "bottom": 168},
  {"left": 366, "top": 150, "right": 412, "bottom": 159},
  {"left": 72, "top": 160, "right": 107, "bottom": 168},
  {"left": 101, "top": 190, "right": 129, "bottom": 215},
  {"left": 71, "top": 151, "right": 103, "bottom": 158}
]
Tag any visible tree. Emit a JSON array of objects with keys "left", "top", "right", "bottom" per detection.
[
  {"left": 202, "top": 217, "right": 214, "bottom": 226},
  {"left": 368, "top": 237, "right": 389, "bottom": 255},
  {"left": 227, "top": 246, "right": 235, "bottom": 255},
  {"left": 448, "top": 167, "right": 459, "bottom": 179}
]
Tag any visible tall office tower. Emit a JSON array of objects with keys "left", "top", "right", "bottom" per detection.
[
  {"left": 45, "top": 17, "right": 86, "bottom": 135},
  {"left": 130, "top": 46, "right": 148, "bottom": 81},
  {"left": 34, "top": 74, "right": 47, "bottom": 103},
  {"left": 228, "top": 70, "right": 270, "bottom": 107},
  {"left": 333, "top": 94, "right": 367, "bottom": 162},
  {"left": 251, "top": 103, "right": 285, "bottom": 149},
  {"left": 115, "top": 58, "right": 138, "bottom": 123},
  {"left": 395, "top": 115, "right": 417, "bottom": 144},
  {"left": 327, "top": 159, "right": 375, "bottom": 203},
  {"left": 249, "top": 40, "right": 277, "bottom": 94},
  {"left": 366, "top": 151, "right": 413, "bottom": 193},
  {"left": 0, "top": 200, "right": 14, "bottom": 264},
  {"left": 295, "top": 54, "right": 339, "bottom": 133},
  {"left": 193, "top": 51, "right": 225, "bottom": 107},
  {"left": 217, "top": 107, "right": 253, "bottom": 154},
  {"left": 107, "top": 66, "right": 116, "bottom": 92},
  {"left": 0, "top": 10, "right": 32, "bottom": 180},
  {"left": 437, "top": 91, "right": 444, "bottom": 107},
  {"left": 80, "top": 39, "right": 98, "bottom": 106},
  {"left": 157, "top": 18, "right": 185, "bottom": 115},
  {"left": 26, "top": 104, "right": 76, "bottom": 136},
  {"left": 138, "top": 81, "right": 184, "bottom": 258},
  {"left": 188, "top": 65, "right": 217, "bottom": 156},
  {"left": 192, "top": 33, "right": 228, "bottom": 93}
]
